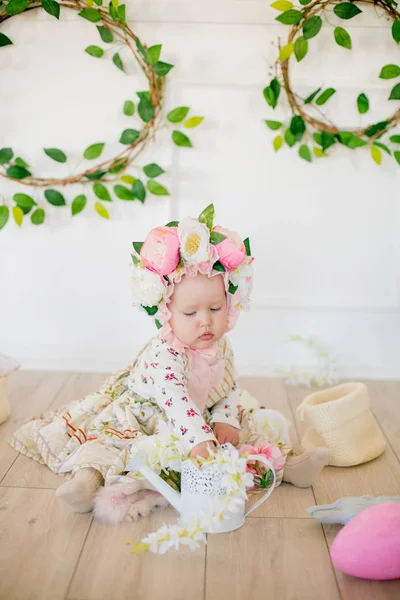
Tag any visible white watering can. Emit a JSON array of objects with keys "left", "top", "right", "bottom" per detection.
[{"left": 127, "top": 446, "right": 276, "bottom": 534}]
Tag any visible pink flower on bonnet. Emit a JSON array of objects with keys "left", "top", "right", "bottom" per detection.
[{"left": 140, "top": 226, "right": 180, "bottom": 276}]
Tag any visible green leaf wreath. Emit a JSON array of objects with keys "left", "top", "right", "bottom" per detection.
[
  {"left": 264, "top": 0, "right": 400, "bottom": 164},
  {"left": 0, "top": 0, "right": 204, "bottom": 229}
]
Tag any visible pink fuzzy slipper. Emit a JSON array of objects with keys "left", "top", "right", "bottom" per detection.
[
  {"left": 94, "top": 482, "right": 169, "bottom": 524},
  {"left": 94, "top": 481, "right": 142, "bottom": 523}
]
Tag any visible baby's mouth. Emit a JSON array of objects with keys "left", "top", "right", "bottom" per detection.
[{"left": 199, "top": 332, "right": 214, "bottom": 340}]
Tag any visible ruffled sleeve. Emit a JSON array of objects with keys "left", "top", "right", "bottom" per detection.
[{"left": 209, "top": 383, "right": 241, "bottom": 429}]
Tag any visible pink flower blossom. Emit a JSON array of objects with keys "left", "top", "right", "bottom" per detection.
[
  {"left": 213, "top": 226, "right": 247, "bottom": 271},
  {"left": 140, "top": 226, "right": 180, "bottom": 276},
  {"left": 239, "top": 441, "right": 285, "bottom": 472}
]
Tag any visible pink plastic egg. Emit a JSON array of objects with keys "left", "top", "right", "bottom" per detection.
[{"left": 331, "top": 502, "right": 400, "bottom": 580}]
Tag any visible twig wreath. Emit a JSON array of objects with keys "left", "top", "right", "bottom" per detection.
[
  {"left": 0, "top": 0, "right": 204, "bottom": 229},
  {"left": 264, "top": 0, "right": 400, "bottom": 163}
]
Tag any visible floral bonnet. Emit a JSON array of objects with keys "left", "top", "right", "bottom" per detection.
[{"left": 130, "top": 204, "right": 254, "bottom": 333}]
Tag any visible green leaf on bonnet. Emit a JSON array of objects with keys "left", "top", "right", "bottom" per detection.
[
  {"left": 142, "top": 305, "right": 159, "bottom": 316},
  {"left": 228, "top": 283, "right": 238, "bottom": 295},
  {"left": 210, "top": 232, "right": 226, "bottom": 245},
  {"left": 198, "top": 203, "right": 215, "bottom": 231},
  {"left": 132, "top": 241, "right": 143, "bottom": 254},
  {"left": 213, "top": 261, "right": 226, "bottom": 272},
  {"left": 243, "top": 237, "right": 251, "bottom": 256}
]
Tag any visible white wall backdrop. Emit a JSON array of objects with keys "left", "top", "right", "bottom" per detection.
[{"left": 1, "top": 0, "right": 399, "bottom": 378}]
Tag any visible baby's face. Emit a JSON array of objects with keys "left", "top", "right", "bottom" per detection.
[{"left": 168, "top": 274, "right": 228, "bottom": 349}]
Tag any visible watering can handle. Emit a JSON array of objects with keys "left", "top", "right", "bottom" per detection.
[{"left": 244, "top": 455, "right": 276, "bottom": 517}]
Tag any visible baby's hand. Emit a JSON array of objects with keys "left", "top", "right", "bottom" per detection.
[
  {"left": 213, "top": 423, "right": 239, "bottom": 447},
  {"left": 190, "top": 441, "right": 216, "bottom": 460}
]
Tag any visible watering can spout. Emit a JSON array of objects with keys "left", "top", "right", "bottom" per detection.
[{"left": 126, "top": 453, "right": 182, "bottom": 513}]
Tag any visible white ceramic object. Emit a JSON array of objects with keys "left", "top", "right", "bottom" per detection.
[{"left": 127, "top": 449, "right": 276, "bottom": 534}]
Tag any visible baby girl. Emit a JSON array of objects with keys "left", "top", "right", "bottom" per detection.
[{"left": 9, "top": 204, "right": 329, "bottom": 522}]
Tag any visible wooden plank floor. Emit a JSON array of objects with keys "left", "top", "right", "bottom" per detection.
[{"left": 0, "top": 372, "right": 399, "bottom": 600}]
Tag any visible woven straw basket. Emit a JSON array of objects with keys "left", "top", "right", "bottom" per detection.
[
  {"left": 296, "top": 382, "right": 386, "bottom": 467},
  {"left": 0, "top": 375, "right": 11, "bottom": 425}
]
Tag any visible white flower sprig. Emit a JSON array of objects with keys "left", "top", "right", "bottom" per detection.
[
  {"left": 134, "top": 423, "right": 187, "bottom": 474},
  {"left": 275, "top": 334, "right": 339, "bottom": 388},
  {"left": 132, "top": 522, "right": 206, "bottom": 555}
]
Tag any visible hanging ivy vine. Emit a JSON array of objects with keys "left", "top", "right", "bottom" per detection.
[
  {"left": 0, "top": 0, "right": 204, "bottom": 229},
  {"left": 264, "top": 0, "right": 400, "bottom": 163}
]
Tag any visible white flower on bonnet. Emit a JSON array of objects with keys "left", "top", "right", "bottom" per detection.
[{"left": 178, "top": 217, "right": 215, "bottom": 266}]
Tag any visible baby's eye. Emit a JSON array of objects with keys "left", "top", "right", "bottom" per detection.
[
  {"left": 210, "top": 307, "right": 221, "bottom": 312},
  {"left": 184, "top": 311, "right": 196, "bottom": 317}
]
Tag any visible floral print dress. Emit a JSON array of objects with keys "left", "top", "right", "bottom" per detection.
[{"left": 9, "top": 336, "right": 292, "bottom": 487}]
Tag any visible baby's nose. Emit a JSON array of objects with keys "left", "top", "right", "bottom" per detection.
[{"left": 200, "top": 311, "right": 212, "bottom": 327}]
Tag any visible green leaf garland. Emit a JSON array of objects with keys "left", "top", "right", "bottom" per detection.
[
  {"left": 264, "top": 0, "right": 400, "bottom": 164},
  {"left": 0, "top": 0, "right": 204, "bottom": 229}
]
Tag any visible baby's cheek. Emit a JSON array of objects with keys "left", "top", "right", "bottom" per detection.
[
  {"left": 217, "top": 311, "right": 229, "bottom": 335},
  {"left": 171, "top": 313, "right": 189, "bottom": 338},
  {"left": 222, "top": 308, "right": 229, "bottom": 330}
]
